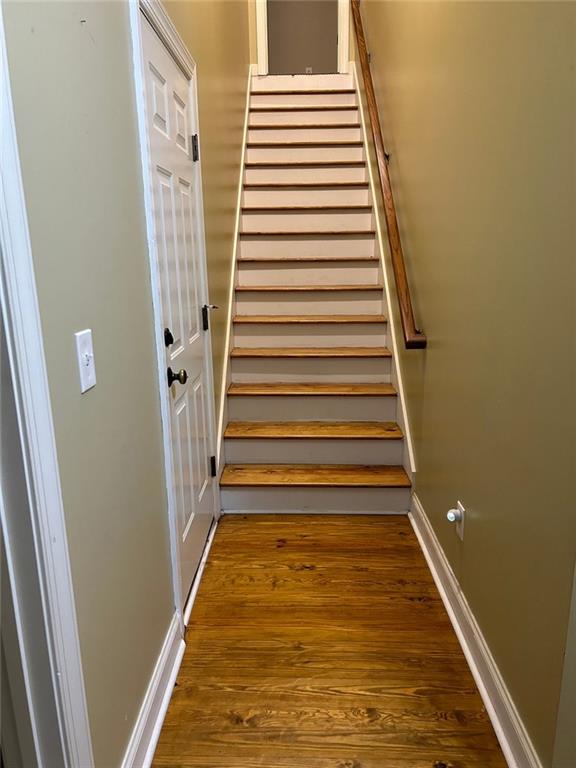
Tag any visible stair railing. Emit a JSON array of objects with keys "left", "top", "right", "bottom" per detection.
[{"left": 351, "top": 0, "right": 427, "bottom": 349}]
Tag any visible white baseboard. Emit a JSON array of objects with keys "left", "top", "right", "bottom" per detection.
[
  {"left": 183, "top": 520, "right": 218, "bottom": 625},
  {"left": 409, "top": 494, "right": 542, "bottom": 768},
  {"left": 121, "top": 612, "right": 185, "bottom": 768}
]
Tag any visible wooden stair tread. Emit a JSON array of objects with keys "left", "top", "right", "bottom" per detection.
[
  {"left": 249, "top": 123, "right": 362, "bottom": 130},
  {"left": 233, "top": 314, "right": 386, "bottom": 324},
  {"left": 250, "top": 106, "right": 358, "bottom": 112},
  {"left": 238, "top": 255, "right": 378, "bottom": 263},
  {"left": 224, "top": 421, "right": 403, "bottom": 439},
  {"left": 245, "top": 160, "right": 365, "bottom": 168},
  {"left": 243, "top": 182, "right": 369, "bottom": 189},
  {"left": 252, "top": 89, "right": 356, "bottom": 95},
  {"left": 235, "top": 283, "right": 382, "bottom": 292},
  {"left": 247, "top": 141, "right": 363, "bottom": 148},
  {"left": 227, "top": 382, "right": 397, "bottom": 397},
  {"left": 220, "top": 464, "right": 411, "bottom": 488},
  {"left": 242, "top": 204, "right": 372, "bottom": 212},
  {"left": 230, "top": 346, "right": 391, "bottom": 358},
  {"left": 239, "top": 231, "right": 376, "bottom": 237}
]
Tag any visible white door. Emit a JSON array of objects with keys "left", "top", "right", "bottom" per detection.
[{"left": 141, "top": 16, "right": 216, "bottom": 608}]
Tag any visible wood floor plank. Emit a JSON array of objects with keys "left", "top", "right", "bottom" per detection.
[
  {"left": 153, "top": 516, "right": 507, "bottom": 768},
  {"left": 227, "top": 383, "right": 397, "bottom": 396},
  {"left": 220, "top": 464, "right": 409, "bottom": 487}
]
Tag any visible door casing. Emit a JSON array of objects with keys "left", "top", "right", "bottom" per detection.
[
  {"left": 128, "top": 0, "right": 220, "bottom": 629},
  {"left": 255, "top": 0, "right": 350, "bottom": 76}
]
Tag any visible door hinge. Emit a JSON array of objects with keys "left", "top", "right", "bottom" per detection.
[
  {"left": 191, "top": 133, "right": 199, "bottom": 162},
  {"left": 210, "top": 455, "right": 217, "bottom": 478}
]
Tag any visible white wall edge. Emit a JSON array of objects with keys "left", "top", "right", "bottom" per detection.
[
  {"left": 120, "top": 612, "right": 185, "bottom": 768},
  {"left": 0, "top": 7, "right": 94, "bottom": 766},
  {"left": 255, "top": 0, "right": 268, "bottom": 75},
  {"left": 337, "top": 0, "right": 350, "bottom": 74},
  {"left": 216, "top": 64, "right": 253, "bottom": 475},
  {"left": 351, "top": 61, "right": 417, "bottom": 476},
  {"left": 409, "top": 494, "right": 543, "bottom": 768}
]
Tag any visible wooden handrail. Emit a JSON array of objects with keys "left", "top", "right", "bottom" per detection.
[{"left": 351, "top": 0, "right": 426, "bottom": 349}]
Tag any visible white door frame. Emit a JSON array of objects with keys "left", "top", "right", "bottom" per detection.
[
  {"left": 0, "top": 6, "right": 94, "bottom": 767},
  {"left": 128, "top": 0, "right": 220, "bottom": 627},
  {"left": 256, "top": 0, "right": 350, "bottom": 76}
]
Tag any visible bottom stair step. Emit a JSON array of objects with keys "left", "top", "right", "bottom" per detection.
[{"left": 220, "top": 464, "right": 411, "bottom": 488}]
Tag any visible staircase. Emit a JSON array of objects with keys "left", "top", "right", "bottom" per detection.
[{"left": 219, "top": 72, "right": 412, "bottom": 513}]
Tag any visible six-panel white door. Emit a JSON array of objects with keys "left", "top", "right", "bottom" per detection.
[{"left": 141, "top": 17, "right": 215, "bottom": 608}]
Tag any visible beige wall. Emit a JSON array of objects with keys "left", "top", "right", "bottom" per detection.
[
  {"left": 163, "top": 0, "right": 251, "bottom": 404},
  {"left": 359, "top": 2, "right": 576, "bottom": 764},
  {"left": 4, "top": 2, "right": 175, "bottom": 765}
]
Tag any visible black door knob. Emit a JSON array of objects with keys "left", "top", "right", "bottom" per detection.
[{"left": 167, "top": 367, "right": 188, "bottom": 387}]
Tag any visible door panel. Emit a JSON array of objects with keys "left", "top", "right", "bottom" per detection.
[
  {"left": 267, "top": 0, "right": 338, "bottom": 75},
  {"left": 142, "top": 16, "right": 215, "bottom": 608}
]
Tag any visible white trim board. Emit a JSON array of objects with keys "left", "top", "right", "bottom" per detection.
[
  {"left": 255, "top": 0, "right": 350, "bottom": 75},
  {"left": 0, "top": 7, "right": 94, "bottom": 766},
  {"left": 410, "top": 494, "right": 543, "bottom": 768},
  {"left": 120, "top": 612, "right": 185, "bottom": 768}
]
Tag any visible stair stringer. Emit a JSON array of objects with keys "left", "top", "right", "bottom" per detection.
[
  {"left": 215, "top": 64, "right": 255, "bottom": 471},
  {"left": 351, "top": 60, "right": 417, "bottom": 478}
]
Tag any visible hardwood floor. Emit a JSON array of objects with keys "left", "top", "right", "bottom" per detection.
[{"left": 153, "top": 515, "right": 507, "bottom": 768}]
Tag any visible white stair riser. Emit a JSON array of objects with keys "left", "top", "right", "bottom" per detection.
[
  {"left": 249, "top": 110, "right": 360, "bottom": 127},
  {"left": 248, "top": 127, "right": 362, "bottom": 143},
  {"left": 224, "top": 437, "right": 403, "bottom": 465},
  {"left": 220, "top": 486, "right": 411, "bottom": 513},
  {"left": 228, "top": 395, "right": 398, "bottom": 422},
  {"left": 241, "top": 210, "right": 373, "bottom": 233},
  {"left": 233, "top": 324, "right": 387, "bottom": 348},
  {"left": 251, "top": 93, "right": 356, "bottom": 108},
  {"left": 248, "top": 108, "right": 360, "bottom": 128},
  {"left": 242, "top": 188, "right": 372, "bottom": 206},
  {"left": 237, "top": 262, "right": 380, "bottom": 286},
  {"left": 238, "top": 234, "right": 377, "bottom": 259},
  {"left": 235, "top": 292, "right": 384, "bottom": 315},
  {"left": 251, "top": 74, "right": 354, "bottom": 91},
  {"left": 246, "top": 146, "right": 364, "bottom": 164},
  {"left": 244, "top": 166, "right": 367, "bottom": 184},
  {"left": 231, "top": 356, "right": 391, "bottom": 383}
]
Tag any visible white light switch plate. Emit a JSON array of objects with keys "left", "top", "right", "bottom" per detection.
[{"left": 74, "top": 329, "right": 96, "bottom": 393}]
